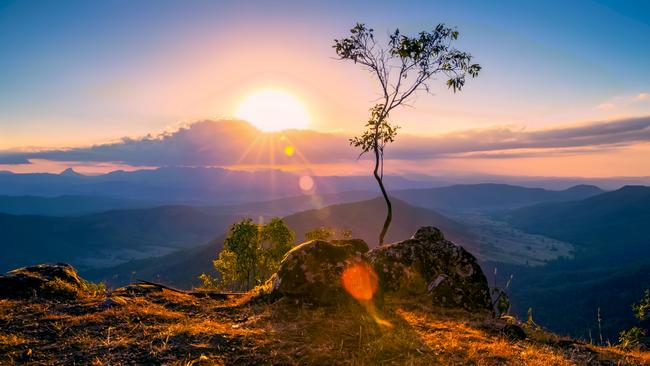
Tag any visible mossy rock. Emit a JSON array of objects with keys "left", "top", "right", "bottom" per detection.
[
  {"left": 367, "top": 227, "right": 492, "bottom": 312},
  {"left": 269, "top": 239, "right": 370, "bottom": 305},
  {"left": 0, "top": 263, "right": 86, "bottom": 300}
]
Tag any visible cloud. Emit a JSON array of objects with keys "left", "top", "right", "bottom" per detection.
[
  {"left": 597, "top": 102, "right": 617, "bottom": 110},
  {"left": 1, "top": 117, "right": 649, "bottom": 166},
  {"left": 597, "top": 92, "right": 650, "bottom": 111},
  {"left": 0, "top": 154, "right": 31, "bottom": 164}
]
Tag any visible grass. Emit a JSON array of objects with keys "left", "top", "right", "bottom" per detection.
[{"left": 0, "top": 287, "right": 648, "bottom": 365}]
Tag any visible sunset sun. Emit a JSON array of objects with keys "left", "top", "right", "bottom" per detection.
[{"left": 235, "top": 89, "right": 310, "bottom": 132}]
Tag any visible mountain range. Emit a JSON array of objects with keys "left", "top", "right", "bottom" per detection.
[{"left": 1, "top": 177, "right": 649, "bottom": 342}]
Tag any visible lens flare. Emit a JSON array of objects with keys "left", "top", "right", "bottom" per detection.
[
  {"left": 299, "top": 175, "right": 314, "bottom": 191},
  {"left": 341, "top": 262, "right": 378, "bottom": 301},
  {"left": 341, "top": 262, "right": 392, "bottom": 327}
]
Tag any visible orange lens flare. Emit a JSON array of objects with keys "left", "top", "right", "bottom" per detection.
[{"left": 341, "top": 262, "right": 378, "bottom": 301}]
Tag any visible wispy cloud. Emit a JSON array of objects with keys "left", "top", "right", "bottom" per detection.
[
  {"left": 597, "top": 92, "right": 650, "bottom": 111},
  {"left": 597, "top": 102, "right": 617, "bottom": 110},
  {"left": 1, "top": 116, "right": 649, "bottom": 166}
]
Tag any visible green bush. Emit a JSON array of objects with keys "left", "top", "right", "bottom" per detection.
[
  {"left": 618, "top": 289, "right": 650, "bottom": 349},
  {"left": 619, "top": 327, "right": 646, "bottom": 350},
  {"left": 200, "top": 217, "right": 295, "bottom": 291},
  {"left": 40, "top": 277, "right": 81, "bottom": 300},
  {"left": 83, "top": 280, "right": 107, "bottom": 296}
]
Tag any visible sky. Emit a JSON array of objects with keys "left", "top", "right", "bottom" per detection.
[{"left": 1, "top": 0, "right": 649, "bottom": 177}]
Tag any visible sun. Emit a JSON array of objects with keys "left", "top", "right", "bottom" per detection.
[{"left": 235, "top": 89, "right": 310, "bottom": 132}]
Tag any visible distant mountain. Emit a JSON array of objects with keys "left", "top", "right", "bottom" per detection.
[
  {"left": 283, "top": 197, "right": 476, "bottom": 250},
  {"left": 202, "top": 190, "right": 378, "bottom": 217},
  {"left": 59, "top": 167, "right": 84, "bottom": 177},
  {"left": 89, "top": 197, "right": 478, "bottom": 287},
  {"left": 393, "top": 183, "right": 604, "bottom": 212},
  {"left": 0, "top": 206, "right": 239, "bottom": 272},
  {"left": 492, "top": 186, "right": 650, "bottom": 340},
  {"left": 0, "top": 167, "right": 430, "bottom": 205},
  {"left": 0, "top": 195, "right": 156, "bottom": 216},
  {"left": 502, "top": 185, "right": 650, "bottom": 261}
]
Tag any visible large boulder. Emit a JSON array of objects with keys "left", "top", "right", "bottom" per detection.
[
  {"left": 0, "top": 263, "right": 86, "bottom": 299},
  {"left": 268, "top": 239, "right": 369, "bottom": 304},
  {"left": 367, "top": 227, "right": 492, "bottom": 312}
]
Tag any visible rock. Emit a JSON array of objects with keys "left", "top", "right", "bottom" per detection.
[
  {"left": 112, "top": 283, "right": 164, "bottom": 297},
  {"left": 478, "top": 322, "right": 527, "bottom": 341},
  {"left": 98, "top": 296, "right": 128, "bottom": 309},
  {"left": 268, "top": 239, "right": 369, "bottom": 305},
  {"left": 0, "top": 263, "right": 85, "bottom": 299},
  {"left": 331, "top": 239, "right": 369, "bottom": 253},
  {"left": 366, "top": 227, "right": 492, "bottom": 311},
  {"left": 501, "top": 324, "right": 527, "bottom": 341}
]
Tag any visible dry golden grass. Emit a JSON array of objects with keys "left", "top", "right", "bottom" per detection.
[{"left": 0, "top": 289, "right": 648, "bottom": 365}]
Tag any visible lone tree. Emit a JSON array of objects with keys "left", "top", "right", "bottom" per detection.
[
  {"left": 334, "top": 23, "right": 481, "bottom": 244},
  {"left": 200, "top": 218, "right": 295, "bottom": 291}
]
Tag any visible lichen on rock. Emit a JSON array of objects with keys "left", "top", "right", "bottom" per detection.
[
  {"left": 366, "top": 226, "right": 492, "bottom": 312},
  {"left": 268, "top": 239, "right": 369, "bottom": 305},
  {"left": 0, "top": 263, "right": 86, "bottom": 299}
]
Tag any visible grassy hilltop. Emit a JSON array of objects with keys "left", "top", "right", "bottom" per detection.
[{"left": 1, "top": 283, "right": 648, "bottom": 365}]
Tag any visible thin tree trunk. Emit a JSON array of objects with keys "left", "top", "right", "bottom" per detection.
[{"left": 373, "top": 145, "right": 392, "bottom": 245}]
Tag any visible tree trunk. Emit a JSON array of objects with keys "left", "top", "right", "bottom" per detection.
[{"left": 373, "top": 145, "right": 392, "bottom": 245}]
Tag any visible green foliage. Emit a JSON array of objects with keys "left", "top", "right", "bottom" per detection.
[
  {"left": 304, "top": 226, "right": 353, "bottom": 241},
  {"left": 333, "top": 22, "right": 480, "bottom": 244},
  {"left": 491, "top": 269, "right": 512, "bottom": 318},
  {"left": 305, "top": 226, "right": 334, "bottom": 241},
  {"left": 619, "top": 327, "right": 646, "bottom": 350},
  {"left": 201, "top": 218, "right": 295, "bottom": 291},
  {"left": 633, "top": 289, "right": 650, "bottom": 321},
  {"left": 526, "top": 307, "right": 540, "bottom": 330},
  {"left": 618, "top": 289, "right": 650, "bottom": 349},
  {"left": 40, "top": 277, "right": 80, "bottom": 300},
  {"left": 492, "top": 288, "right": 511, "bottom": 317},
  {"left": 349, "top": 104, "right": 400, "bottom": 160},
  {"left": 82, "top": 280, "right": 106, "bottom": 296}
]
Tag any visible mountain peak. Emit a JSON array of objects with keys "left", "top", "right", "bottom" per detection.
[{"left": 60, "top": 168, "right": 83, "bottom": 177}]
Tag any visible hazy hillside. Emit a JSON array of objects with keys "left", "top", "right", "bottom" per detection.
[
  {"left": 502, "top": 185, "right": 650, "bottom": 261},
  {"left": 0, "top": 167, "right": 428, "bottom": 204},
  {"left": 497, "top": 260, "right": 650, "bottom": 342},
  {"left": 284, "top": 197, "right": 476, "bottom": 250},
  {"left": 0, "top": 195, "right": 155, "bottom": 216},
  {"left": 393, "top": 183, "right": 604, "bottom": 212},
  {"left": 0, "top": 206, "right": 238, "bottom": 272},
  {"left": 90, "top": 198, "right": 478, "bottom": 287},
  {"left": 202, "top": 190, "right": 377, "bottom": 217},
  {"left": 491, "top": 186, "right": 650, "bottom": 340}
]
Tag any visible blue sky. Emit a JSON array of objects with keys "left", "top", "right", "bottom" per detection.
[{"left": 0, "top": 0, "right": 649, "bottom": 176}]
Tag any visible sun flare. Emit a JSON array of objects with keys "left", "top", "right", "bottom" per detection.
[{"left": 235, "top": 89, "right": 310, "bottom": 132}]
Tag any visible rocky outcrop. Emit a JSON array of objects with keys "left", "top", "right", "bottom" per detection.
[
  {"left": 268, "top": 239, "right": 369, "bottom": 304},
  {"left": 0, "top": 263, "right": 86, "bottom": 299},
  {"left": 266, "top": 227, "right": 491, "bottom": 312},
  {"left": 366, "top": 227, "right": 492, "bottom": 311}
]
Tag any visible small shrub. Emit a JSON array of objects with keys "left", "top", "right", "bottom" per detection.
[
  {"left": 619, "top": 327, "right": 646, "bottom": 350},
  {"left": 198, "top": 273, "right": 221, "bottom": 289},
  {"left": 83, "top": 280, "right": 107, "bottom": 296},
  {"left": 618, "top": 289, "right": 650, "bottom": 349},
  {"left": 201, "top": 218, "right": 295, "bottom": 291},
  {"left": 633, "top": 289, "right": 650, "bottom": 321},
  {"left": 40, "top": 277, "right": 80, "bottom": 300}
]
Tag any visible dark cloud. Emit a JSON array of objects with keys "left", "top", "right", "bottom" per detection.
[
  {"left": 389, "top": 116, "right": 650, "bottom": 159},
  {"left": 0, "top": 153, "right": 31, "bottom": 164},
  {"left": 1, "top": 116, "right": 649, "bottom": 166}
]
